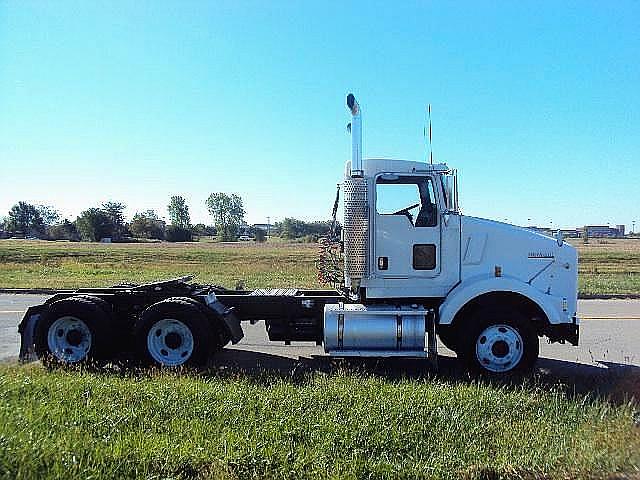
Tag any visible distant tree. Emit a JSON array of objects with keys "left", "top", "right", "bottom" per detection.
[
  {"left": 129, "top": 210, "right": 165, "bottom": 240},
  {"left": 76, "top": 208, "right": 113, "bottom": 242},
  {"left": 165, "top": 225, "right": 193, "bottom": 242},
  {"left": 5, "top": 202, "right": 46, "bottom": 237},
  {"left": 48, "top": 219, "right": 80, "bottom": 241},
  {"left": 167, "top": 195, "right": 191, "bottom": 229},
  {"left": 205, "top": 193, "right": 245, "bottom": 241},
  {"left": 102, "top": 201, "right": 126, "bottom": 240},
  {"left": 275, "top": 218, "right": 337, "bottom": 240},
  {"left": 35, "top": 205, "right": 60, "bottom": 227},
  {"left": 277, "top": 218, "right": 305, "bottom": 239},
  {"left": 192, "top": 223, "right": 216, "bottom": 237}
]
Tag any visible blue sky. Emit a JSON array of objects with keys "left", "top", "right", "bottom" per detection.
[{"left": 1, "top": 1, "right": 638, "bottom": 230}]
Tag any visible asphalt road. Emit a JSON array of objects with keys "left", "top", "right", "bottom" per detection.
[{"left": 2, "top": 295, "right": 639, "bottom": 384}]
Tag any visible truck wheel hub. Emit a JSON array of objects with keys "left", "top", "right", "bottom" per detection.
[
  {"left": 47, "top": 316, "right": 92, "bottom": 363},
  {"left": 475, "top": 324, "right": 523, "bottom": 373},
  {"left": 65, "top": 329, "right": 83, "bottom": 347},
  {"left": 491, "top": 340, "right": 509, "bottom": 358},
  {"left": 164, "top": 332, "right": 182, "bottom": 349},
  {"left": 147, "top": 319, "right": 194, "bottom": 366}
]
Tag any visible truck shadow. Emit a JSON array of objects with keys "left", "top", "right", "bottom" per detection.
[{"left": 204, "top": 349, "right": 640, "bottom": 405}]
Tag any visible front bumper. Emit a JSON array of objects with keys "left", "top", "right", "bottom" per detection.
[{"left": 545, "top": 315, "right": 579, "bottom": 346}]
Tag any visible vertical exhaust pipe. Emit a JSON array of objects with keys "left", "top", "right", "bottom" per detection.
[{"left": 346, "top": 93, "right": 363, "bottom": 177}]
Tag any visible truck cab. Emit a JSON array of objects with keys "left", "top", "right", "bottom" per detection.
[
  {"left": 354, "top": 159, "right": 461, "bottom": 299},
  {"left": 332, "top": 94, "right": 579, "bottom": 373}
]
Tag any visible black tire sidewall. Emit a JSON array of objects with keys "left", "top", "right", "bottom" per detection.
[
  {"left": 460, "top": 308, "right": 539, "bottom": 375},
  {"left": 34, "top": 297, "right": 113, "bottom": 366},
  {"left": 137, "top": 300, "right": 213, "bottom": 367}
]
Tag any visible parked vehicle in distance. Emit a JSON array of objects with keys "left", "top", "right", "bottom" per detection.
[
  {"left": 18, "top": 94, "right": 579, "bottom": 375},
  {"left": 238, "top": 235, "right": 253, "bottom": 241}
]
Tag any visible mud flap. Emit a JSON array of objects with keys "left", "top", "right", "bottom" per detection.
[
  {"left": 18, "top": 307, "right": 43, "bottom": 363},
  {"left": 425, "top": 310, "right": 438, "bottom": 370},
  {"left": 205, "top": 293, "right": 244, "bottom": 343}
]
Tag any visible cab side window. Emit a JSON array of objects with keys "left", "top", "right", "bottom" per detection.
[{"left": 376, "top": 176, "right": 437, "bottom": 227}]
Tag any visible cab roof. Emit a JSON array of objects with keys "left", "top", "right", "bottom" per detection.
[{"left": 360, "top": 158, "right": 450, "bottom": 176}]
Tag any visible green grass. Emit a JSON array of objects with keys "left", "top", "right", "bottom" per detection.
[
  {"left": 0, "top": 240, "right": 318, "bottom": 290},
  {"left": 1, "top": 238, "right": 640, "bottom": 294},
  {"left": 575, "top": 243, "right": 640, "bottom": 295},
  {"left": 0, "top": 364, "right": 638, "bottom": 479}
]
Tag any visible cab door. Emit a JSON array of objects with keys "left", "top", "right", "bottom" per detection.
[{"left": 374, "top": 174, "right": 441, "bottom": 279}]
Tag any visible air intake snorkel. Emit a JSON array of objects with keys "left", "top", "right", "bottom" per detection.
[{"left": 347, "top": 93, "right": 363, "bottom": 177}]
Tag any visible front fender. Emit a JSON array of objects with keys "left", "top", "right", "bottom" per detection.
[{"left": 439, "top": 275, "right": 568, "bottom": 326}]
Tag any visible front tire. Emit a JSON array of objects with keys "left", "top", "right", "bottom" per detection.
[{"left": 460, "top": 308, "right": 538, "bottom": 375}]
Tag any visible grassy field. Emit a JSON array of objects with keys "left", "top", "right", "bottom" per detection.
[
  {"left": 0, "top": 364, "right": 638, "bottom": 479},
  {"left": 0, "top": 240, "right": 317, "bottom": 290},
  {"left": 0, "top": 238, "right": 639, "bottom": 295},
  {"left": 574, "top": 239, "right": 640, "bottom": 295}
]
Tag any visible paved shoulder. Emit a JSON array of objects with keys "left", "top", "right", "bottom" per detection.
[{"left": 0, "top": 295, "right": 50, "bottom": 362}]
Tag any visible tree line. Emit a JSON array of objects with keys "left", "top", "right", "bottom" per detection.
[{"left": 1, "top": 194, "right": 338, "bottom": 242}]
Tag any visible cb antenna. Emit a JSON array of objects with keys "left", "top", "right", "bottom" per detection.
[{"left": 426, "top": 104, "right": 433, "bottom": 164}]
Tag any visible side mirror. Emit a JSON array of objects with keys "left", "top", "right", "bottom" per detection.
[{"left": 346, "top": 93, "right": 359, "bottom": 116}]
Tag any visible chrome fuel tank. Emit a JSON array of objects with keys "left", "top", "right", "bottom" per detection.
[{"left": 324, "top": 303, "right": 427, "bottom": 354}]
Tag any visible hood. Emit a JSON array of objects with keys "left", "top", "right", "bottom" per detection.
[{"left": 460, "top": 216, "right": 578, "bottom": 313}]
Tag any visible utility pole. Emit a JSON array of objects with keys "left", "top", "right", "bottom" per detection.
[{"left": 267, "top": 216, "right": 270, "bottom": 236}]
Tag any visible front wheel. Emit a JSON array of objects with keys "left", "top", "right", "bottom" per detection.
[{"left": 461, "top": 308, "right": 539, "bottom": 375}]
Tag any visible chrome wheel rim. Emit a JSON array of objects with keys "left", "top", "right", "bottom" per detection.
[
  {"left": 146, "top": 318, "right": 194, "bottom": 366},
  {"left": 47, "top": 316, "right": 92, "bottom": 363},
  {"left": 475, "top": 324, "right": 523, "bottom": 373}
]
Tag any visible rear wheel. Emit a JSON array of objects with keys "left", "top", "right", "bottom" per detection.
[
  {"left": 460, "top": 307, "right": 538, "bottom": 375},
  {"left": 34, "top": 296, "right": 114, "bottom": 366},
  {"left": 136, "top": 298, "right": 213, "bottom": 367}
]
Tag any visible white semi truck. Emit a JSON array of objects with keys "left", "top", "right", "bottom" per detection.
[{"left": 19, "top": 94, "right": 579, "bottom": 375}]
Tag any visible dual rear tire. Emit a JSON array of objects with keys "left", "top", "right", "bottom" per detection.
[
  {"left": 34, "top": 295, "right": 114, "bottom": 367},
  {"left": 34, "top": 296, "right": 229, "bottom": 368},
  {"left": 135, "top": 297, "right": 220, "bottom": 367}
]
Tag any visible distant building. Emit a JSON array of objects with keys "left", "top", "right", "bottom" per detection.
[
  {"left": 560, "top": 228, "right": 580, "bottom": 238},
  {"left": 238, "top": 224, "right": 252, "bottom": 236},
  {"left": 252, "top": 223, "right": 276, "bottom": 235},
  {"left": 580, "top": 225, "right": 624, "bottom": 238},
  {"left": 526, "top": 225, "right": 625, "bottom": 239}
]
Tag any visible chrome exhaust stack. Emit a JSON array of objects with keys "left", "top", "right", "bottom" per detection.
[
  {"left": 343, "top": 93, "right": 368, "bottom": 293},
  {"left": 346, "top": 93, "right": 363, "bottom": 177}
]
